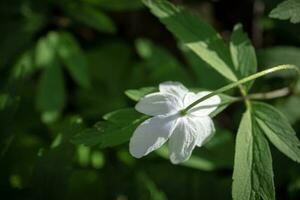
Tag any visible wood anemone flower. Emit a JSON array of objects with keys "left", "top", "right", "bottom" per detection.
[{"left": 129, "top": 81, "right": 221, "bottom": 164}]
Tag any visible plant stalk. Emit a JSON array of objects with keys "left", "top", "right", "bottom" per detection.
[{"left": 182, "top": 64, "right": 300, "bottom": 113}]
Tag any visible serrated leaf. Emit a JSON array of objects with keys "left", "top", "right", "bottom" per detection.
[
  {"left": 72, "top": 115, "right": 148, "bottom": 148},
  {"left": 57, "top": 32, "right": 91, "bottom": 89},
  {"left": 230, "top": 23, "right": 257, "bottom": 90},
  {"left": 143, "top": 0, "right": 237, "bottom": 82},
  {"left": 253, "top": 102, "right": 300, "bottom": 163},
  {"left": 125, "top": 87, "right": 157, "bottom": 101},
  {"left": 232, "top": 109, "right": 275, "bottom": 200},
  {"left": 103, "top": 108, "right": 145, "bottom": 126},
  {"left": 269, "top": 0, "right": 300, "bottom": 23},
  {"left": 36, "top": 62, "right": 65, "bottom": 122}
]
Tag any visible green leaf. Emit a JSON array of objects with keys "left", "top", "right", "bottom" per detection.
[
  {"left": 36, "top": 62, "right": 65, "bottom": 122},
  {"left": 269, "top": 0, "right": 300, "bottom": 23},
  {"left": 35, "top": 32, "right": 59, "bottom": 68},
  {"left": 103, "top": 108, "right": 145, "bottom": 126},
  {"left": 125, "top": 87, "right": 157, "bottom": 101},
  {"left": 143, "top": 0, "right": 237, "bottom": 81},
  {"left": 232, "top": 109, "right": 275, "bottom": 200},
  {"left": 67, "top": 3, "right": 116, "bottom": 33},
  {"left": 72, "top": 115, "right": 148, "bottom": 148},
  {"left": 230, "top": 23, "right": 257, "bottom": 90},
  {"left": 180, "top": 45, "right": 227, "bottom": 89},
  {"left": 57, "top": 32, "right": 91, "bottom": 89},
  {"left": 253, "top": 102, "right": 300, "bottom": 163}
]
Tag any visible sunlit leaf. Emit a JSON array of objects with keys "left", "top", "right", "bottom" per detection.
[
  {"left": 35, "top": 32, "right": 59, "bottom": 68},
  {"left": 269, "top": 0, "right": 300, "bottom": 23},
  {"left": 230, "top": 23, "right": 257, "bottom": 90},
  {"left": 180, "top": 45, "right": 227, "bottom": 89},
  {"left": 232, "top": 109, "right": 275, "bottom": 200},
  {"left": 143, "top": 0, "right": 237, "bottom": 81}
]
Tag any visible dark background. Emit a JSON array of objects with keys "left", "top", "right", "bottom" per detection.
[{"left": 0, "top": 0, "right": 300, "bottom": 199}]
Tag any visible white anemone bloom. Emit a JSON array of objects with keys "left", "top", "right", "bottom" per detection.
[{"left": 129, "top": 81, "right": 221, "bottom": 164}]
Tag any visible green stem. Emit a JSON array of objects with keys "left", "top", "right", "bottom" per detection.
[
  {"left": 238, "top": 85, "right": 251, "bottom": 109},
  {"left": 182, "top": 64, "right": 300, "bottom": 113}
]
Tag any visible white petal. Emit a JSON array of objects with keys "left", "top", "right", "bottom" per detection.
[
  {"left": 168, "top": 117, "right": 199, "bottom": 164},
  {"left": 129, "top": 114, "right": 178, "bottom": 158},
  {"left": 192, "top": 116, "right": 216, "bottom": 147},
  {"left": 184, "top": 91, "right": 221, "bottom": 116},
  {"left": 159, "top": 81, "right": 188, "bottom": 98},
  {"left": 135, "top": 92, "right": 180, "bottom": 116}
]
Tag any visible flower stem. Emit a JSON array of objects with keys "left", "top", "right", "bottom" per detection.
[{"left": 182, "top": 64, "right": 300, "bottom": 113}]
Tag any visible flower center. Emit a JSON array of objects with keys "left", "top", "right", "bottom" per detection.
[{"left": 180, "top": 109, "right": 188, "bottom": 116}]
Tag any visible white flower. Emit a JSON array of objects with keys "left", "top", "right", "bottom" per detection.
[{"left": 129, "top": 81, "right": 221, "bottom": 164}]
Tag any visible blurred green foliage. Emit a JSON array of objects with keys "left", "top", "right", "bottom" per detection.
[{"left": 0, "top": 0, "right": 300, "bottom": 199}]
